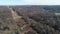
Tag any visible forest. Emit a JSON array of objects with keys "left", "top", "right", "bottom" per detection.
[{"left": 0, "top": 5, "right": 60, "bottom": 34}]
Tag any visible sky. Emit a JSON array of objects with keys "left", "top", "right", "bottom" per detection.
[{"left": 0, "top": 0, "right": 60, "bottom": 5}]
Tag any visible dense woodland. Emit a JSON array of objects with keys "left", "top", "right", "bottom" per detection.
[{"left": 0, "top": 5, "right": 60, "bottom": 34}]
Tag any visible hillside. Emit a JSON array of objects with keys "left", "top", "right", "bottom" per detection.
[{"left": 0, "top": 6, "right": 60, "bottom": 34}]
